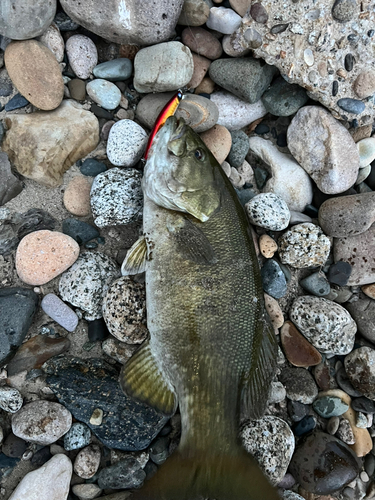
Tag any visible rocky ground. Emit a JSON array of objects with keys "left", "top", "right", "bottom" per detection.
[{"left": 0, "top": 0, "right": 375, "bottom": 499}]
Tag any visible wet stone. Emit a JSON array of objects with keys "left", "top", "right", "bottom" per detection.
[
  {"left": 64, "top": 422, "right": 91, "bottom": 451},
  {"left": 280, "top": 321, "right": 322, "bottom": 368},
  {"left": 80, "top": 158, "right": 107, "bottom": 177},
  {"left": 293, "top": 415, "right": 316, "bottom": 437},
  {"left": 62, "top": 218, "right": 99, "bottom": 245},
  {"left": 288, "top": 400, "right": 310, "bottom": 423}
]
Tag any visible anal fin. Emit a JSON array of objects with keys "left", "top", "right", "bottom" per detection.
[
  {"left": 120, "top": 341, "right": 177, "bottom": 416},
  {"left": 121, "top": 235, "right": 147, "bottom": 276}
]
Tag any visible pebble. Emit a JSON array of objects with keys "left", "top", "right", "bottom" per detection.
[
  {"left": 67, "top": 79, "right": 86, "bottom": 101},
  {"left": 356, "top": 412, "right": 368, "bottom": 429},
  {"left": 16, "top": 230, "right": 80, "bottom": 286},
  {"left": 101, "top": 337, "right": 137, "bottom": 365},
  {"left": 102, "top": 277, "right": 147, "bottom": 344},
  {"left": 336, "top": 367, "right": 362, "bottom": 398},
  {"left": 356, "top": 164, "right": 371, "bottom": 184},
  {"left": 80, "top": 158, "right": 107, "bottom": 177},
  {"left": 279, "top": 366, "right": 318, "bottom": 404},
  {"left": 8, "top": 454, "right": 72, "bottom": 500},
  {"left": 2, "top": 433, "right": 27, "bottom": 458},
  {"left": 245, "top": 193, "right": 290, "bottom": 230},
  {"left": 74, "top": 444, "right": 101, "bottom": 479},
  {"left": 41, "top": 293, "right": 78, "bottom": 332},
  {"left": 280, "top": 321, "right": 322, "bottom": 368},
  {"left": 289, "top": 431, "right": 359, "bottom": 494},
  {"left": 357, "top": 137, "right": 375, "bottom": 168},
  {"left": 337, "top": 418, "right": 356, "bottom": 445},
  {"left": 337, "top": 98, "right": 366, "bottom": 114},
  {"left": 62, "top": 218, "right": 99, "bottom": 245},
  {"left": 71, "top": 484, "right": 102, "bottom": 500},
  {"left": 278, "top": 223, "right": 331, "bottom": 268},
  {"left": 0, "top": 386, "right": 23, "bottom": 413},
  {"left": 345, "top": 347, "right": 375, "bottom": 400},
  {"left": 86, "top": 79, "right": 122, "bottom": 111},
  {"left": 0, "top": 1, "right": 55, "bottom": 39},
  {"left": 63, "top": 176, "right": 92, "bottom": 217},
  {"left": 5, "top": 40, "right": 64, "bottom": 111},
  {"left": 241, "top": 416, "right": 295, "bottom": 485},
  {"left": 261, "top": 77, "right": 308, "bottom": 117},
  {"left": 287, "top": 106, "right": 360, "bottom": 195},
  {"left": 261, "top": 259, "right": 288, "bottom": 299},
  {"left": 327, "top": 261, "right": 352, "bottom": 286},
  {"left": 303, "top": 48, "right": 315, "bottom": 66},
  {"left": 0, "top": 152, "right": 23, "bottom": 205},
  {"left": 293, "top": 415, "right": 316, "bottom": 436},
  {"left": 107, "top": 120, "right": 148, "bottom": 167},
  {"left": 353, "top": 71, "right": 375, "bottom": 99},
  {"left": 181, "top": 27, "right": 223, "bottom": 60},
  {"left": 362, "top": 283, "right": 375, "bottom": 299},
  {"left": 59, "top": 251, "right": 120, "bottom": 321},
  {"left": 250, "top": 2, "right": 269, "bottom": 23},
  {"left": 206, "top": 6, "right": 242, "bottom": 34},
  {"left": 93, "top": 59, "right": 132, "bottom": 81},
  {"left": 327, "top": 416, "right": 340, "bottom": 435},
  {"left": 4, "top": 93, "right": 29, "bottom": 111},
  {"left": 98, "top": 457, "right": 146, "bottom": 490},
  {"left": 209, "top": 58, "right": 276, "bottom": 104},
  {"left": 64, "top": 422, "right": 91, "bottom": 451},
  {"left": 200, "top": 124, "right": 232, "bottom": 164},
  {"left": 134, "top": 42, "right": 193, "bottom": 93},
  {"left": 352, "top": 397, "right": 375, "bottom": 414},
  {"left": 178, "top": 0, "right": 210, "bottom": 26},
  {"left": 16, "top": 208, "right": 56, "bottom": 240},
  {"left": 282, "top": 492, "right": 304, "bottom": 500},
  {"left": 90, "top": 168, "right": 143, "bottom": 228},
  {"left": 259, "top": 235, "right": 278, "bottom": 259},
  {"left": 332, "top": 0, "right": 357, "bottom": 21},
  {"left": 313, "top": 395, "right": 349, "bottom": 418},
  {"left": 188, "top": 53, "right": 211, "bottom": 89},
  {"left": 89, "top": 408, "right": 103, "bottom": 426},
  {"left": 37, "top": 23, "right": 65, "bottom": 63},
  {"left": 248, "top": 137, "right": 313, "bottom": 211},
  {"left": 88, "top": 318, "right": 109, "bottom": 342},
  {"left": 54, "top": 11, "right": 79, "bottom": 32},
  {"left": 300, "top": 272, "right": 331, "bottom": 297},
  {"left": 227, "top": 130, "right": 249, "bottom": 168},
  {"left": 66, "top": 35, "right": 98, "bottom": 79},
  {"left": 12, "top": 401, "right": 72, "bottom": 445},
  {"left": 290, "top": 296, "right": 357, "bottom": 355},
  {"left": 211, "top": 91, "right": 267, "bottom": 130}
]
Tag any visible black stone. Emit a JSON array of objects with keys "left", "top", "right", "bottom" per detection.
[
  {"left": 0, "top": 453, "right": 20, "bottom": 479},
  {"left": 261, "top": 259, "right": 287, "bottom": 299},
  {"left": 287, "top": 400, "right": 310, "bottom": 422},
  {"left": 44, "top": 356, "right": 171, "bottom": 451},
  {"left": 62, "top": 218, "right": 100, "bottom": 245},
  {"left": 337, "top": 98, "right": 365, "bottom": 114},
  {"left": 270, "top": 23, "right": 289, "bottom": 34},
  {"left": 332, "top": 80, "right": 339, "bottom": 96},
  {"left": 149, "top": 436, "right": 170, "bottom": 465},
  {"left": 344, "top": 53, "right": 354, "bottom": 72},
  {"left": 144, "top": 460, "right": 158, "bottom": 480},
  {"left": 0, "top": 152, "right": 23, "bottom": 206},
  {"left": 2, "top": 433, "right": 27, "bottom": 458},
  {"left": 368, "top": 29, "right": 375, "bottom": 37},
  {"left": 98, "top": 457, "right": 146, "bottom": 489},
  {"left": 327, "top": 261, "right": 352, "bottom": 286},
  {"left": 276, "top": 132, "right": 287, "bottom": 147},
  {"left": 17, "top": 208, "right": 56, "bottom": 240},
  {"left": 0, "top": 224, "right": 19, "bottom": 255},
  {"left": 254, "top": 123, "right": 270, "bottom": 134},
  {"left": 304, "top": 204, "right": 319, "bottom": 218},
  {"left": 0, "top": 287, "right": 39, "bottom": 367},
  {"left": 253, "top": 166, "right": 269, "bottom": 189},
  {"left": 80, "top": 158, "right": 107, "bottom": 177},
  {"left": 31, "top": 446, "right": 52, "bottom": 467},
  {"left": 90, "top": 103, "right": 114, "bottom": 119},
  {"left": 351, "top": 396, "right": 375, "bottom": 414},
  {"left": 88, "top": 318, "right": 110, "bottom": 342},
  {"left": 4, "top": 93, "right": 29, "bottom": 112},
  {"left": 293, "top": 415, "right": 316, "bottom": 436},
  {"left": 235, "top": 188, "right": 257, "bottom": 206},
  {"left": 367, "top": 164, "right": 375, "bottom": 190},
  {"left": 54, "top": 11, "right": 79, "bottom": 31}
]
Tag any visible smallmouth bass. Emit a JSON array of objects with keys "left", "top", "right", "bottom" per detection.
[{"left": 121, "top": 116, "right": 280, "bottom": 500}]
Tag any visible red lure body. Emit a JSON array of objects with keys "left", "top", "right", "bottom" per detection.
[{"left": 143, "top": 89, "right": 183, "bottom": 160}]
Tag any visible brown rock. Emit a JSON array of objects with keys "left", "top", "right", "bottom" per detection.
[
  {"left": 195, "top": 77, "right": 215, "bottom": 95},
  {"left": 67, "top": 79, "right": 86, "bottom": 101},
  {"left": 259, "top": 234, "right": 277, "bottom": 258},
  {"left": 2, "top": 100, "right": 99, "bottom": 188},
  {"left": 16, "top": 230, "right": 80, "bottom": 286},
  {"left": 264, "top": 293, "right": 284, "bottom": 329},
  {"left": 362, "top": 283, "right": 375, "bottom": 299},
  {"left": 281, "top": 321, "right": 322, "bottom": 367},
  {"left": 119, "top": 44, "right": 140, "bottom": 60},
  {"left": 229, "top": 0, "right": 251, "bottom": 16},
  {"left": 63, "top": 176, "right": 92, "bottom": 216},
  {"left": 5, "top": 40, "right": 64, "bottom": 111},
  {"left": 353, "top": 71, "right": 375, "bottom": 99},
  {"left": 178, "top": 0, "right": 210, "bottom": 26},
  {"left": 188, "top": 53, "right": 211, "bottom": 89},
  {"left": 181, "top": 27, "right": 223, "bottom": 60},
  {"left": 349, "top": 124, "right": 373, "bottom": 143},
  {"left": 250, "top": 2, "right": 269, "bottom": 23},
  {"left": 200, "top": 124, "right": 232, "bottom": 164}
]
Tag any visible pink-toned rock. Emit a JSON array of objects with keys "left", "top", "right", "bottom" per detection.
[
  {"left": 188, "top": 53, "right": 211, "bottom": 89},
  {"left": 281, "top": 320, "right": 322, "bottom": 367},
  {"left": 264, "top": 293, "right": 284, "bottom": 329},
  {"left": 181, "top": 27, "right": 223, "bottom": 60},
  {"left": 63, "top": 176, "right": 92, "bottom": 216},
  {"left": 16, "top": 230, "right": 80, "bottom": 286},
  {"left": 200, "top": 124, "right": 232, "bottom": 164},
  {"left": 259, "top": 234, "right": 278, "bottom": 258}
]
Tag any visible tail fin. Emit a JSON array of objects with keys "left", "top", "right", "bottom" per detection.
[{"left": 131, "top": 450, "right": 281, "bottom": 500}]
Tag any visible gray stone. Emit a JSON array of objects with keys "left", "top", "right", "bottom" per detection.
[
  {"left": 313, "top": 396, "right": 349, "bottom": 418},
  {"left": 300, "top": 272, "right": 330, "bottom": 297},
  {"left": 66, "top": 35, "right": 98, "bottom": 80},
  {"left": 0, "top": 152, "right": 23, "bottom": 206},
  {"left": 0, "top": 224, "right": 18, "bottom": 256},
  {"left": 0, "top": 386, "right": 23, "bottom": 413},
  {"left": 346, "top": 298, "right": 375, "bottom": 343},
  {"left": 206, "top": 6, "right": 242, "bottom": 34},
  {"left": 63, "top": 422, "right": 91, "bottom": 451},
  {"left": 0, "top": 1, "right": 56, "bottom": 39},
  {"left": 332, "top": 0, "right": 358, "bottom": 22},
  {"left": 98, "top": 458, "right": 146, "bottom": 489},
  {"left": 262, "top": 77, "right": 308, "bottom": 117},
  {"left": 72, "top": 484, "right": 102, "bottom": 500},
  {"left": 260, "top": 259, "right": 288, "bottom": 299},
  {"left": 279, "top": 366, "right": 318, "bottom": 404},
  {"left": 337, "top": 98, "right": 366, "bottom": 114},
  {"left": 106, "top": 120, "right": 148, "bottom": 167},
  {"left": 345, "top": 347, "right": 375, "bottom": 400},
  {"left": 211, "top": 91, "right": 267, "bottom": 130},
  {"left": 86, "top": 79, "right": 121, "bottom": 111},
  {"left": 41, "top": 293, "right": 79, "bottom": 332},
  {"left": 227, "top": 130, "right": 250, "bottom": 168},
  {"left": 245, "top": 193, "right": 290, "bottom": 230},
  {"left": 93, "top": 59, "right": 132, "bottom": 81}
]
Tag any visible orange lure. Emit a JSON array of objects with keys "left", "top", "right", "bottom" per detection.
[{"left": 143, "top": 89, "right": 183, "bottom": 160}]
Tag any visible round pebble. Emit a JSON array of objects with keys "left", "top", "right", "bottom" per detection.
[
  {"left": 206, "top": 7, "right": 242, "bottom": 35},
  {"left": 93, "top": 58, "right": 132, "bottom": 81},
  {"left": 63, "top": 176, "right": 92, "bottom": 216},
  {"left": 300, "top": 271, "right": 331, "bottom": 297},
  {"left": 337, "top": 98, "right": 365, "bottom": 115},
  {"left": 41, "top": 293, "right": 79, "bottom": 332},
  {"left": 66, "top": 35, "right": 98, "bottom": 79},
  {"left": 245, "top": 193, "right": 290, "bottom": 230},
  {"left": 62, "top": 218, "right": 99, "bottom": 245},
  {"left": 86, "top": 79, "right": 122, "bottom": 111},
  {"left": 353, "top": 71, "right": 375, "bottom": 99},
  {"left": 0, "top": 386, "right": 23, "bottom": 413},
  {"left": 181, "top": 27, "right": 222, "bottom": 60},
  {"left": 72, "top": 483, "right": 102, "bottom": 499},
  {"left": 74, "top": 444, "right": 101, "bottom": 479},
  {"left": 107, "top": 119, "right": 148, "bottom": 167},
  {"left": 259, "top": 234, "right": 278, "bottom": 258},
  {"left": 357, "top": 137, "right": 375, "bottom": 168},
  {"left": 64, "top": 422, "right": 91, "bottom": 451},
  {"left": 67, "top": 78, "right": 86, "bottom": 101},
  {"left": 279, "top": 366, "right": 318, "bottom": 404}
]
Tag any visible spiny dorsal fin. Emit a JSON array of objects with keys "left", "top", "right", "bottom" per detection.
[
  {"left": 120, "top": 341, "right": 177, "bottom": 416},
  {"left": 121, "top": 235, "right": 147, "bottom": 276}
]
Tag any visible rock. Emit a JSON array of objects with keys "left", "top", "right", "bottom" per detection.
[
  {"left": 41, "top": 293, "right": 79, "bottom": 332},
  {"left": 278, "top": 223, "right": 330, "bottom": 268},
  {"left": 362, "top": 283, "right": 375, "bottom": 300},
  {"left": 98, "top": 457, "right": 146, "bottom": 489},
  {"left": 80, "top": 158, "right": 107, "bottom": 177},
  {"left": 327, "top": 261, "right": 352, "bottom": 286},
  {"left": 134, "top": 42, "right": 193, "bottom": 93},
  {"left": 206, "top": 7, "right": 242, "bottom": 34},
  {"left": 241, "top": 416, "right": 295, "bottom": 485},
  {"left": 64, "top": 422, "right": 91, "bottom": 451},
  {"left": 337, "top": 98, "right": 366, "bottom": 114},
  {"left": 2, "top": 100, "right": 99, "bottom": 188},
  {"left": 59, "top": 252, "right": 120, "bottom": 321},
  {"left": 356, "top": 164, "right": 371, "bottom": 185},
  {"left": 0, "top": 386, "right": 23, "bottom": 413},
  {"left": 332, "top": 0, "right": 357, "bottom": 21},
  {"left": 68, "top": 78, "right": 86, "bottom": 101},
  {"left": 0, "top": 0, "right": 56, "bottom": 39},
  {"left": 44, "top": 356, "right": 171, "bottom": 450},
  {"left": 59, "top": 0, "right": 184, "bottom": 46},
  {"left": 178, "top": 0, "right": 210, "bottom": 26},
  {"left": 72, "top": 484, "right": 102, "bottom": 500},
  {"left": 259, "top": 235, "right": 278, "bottom": 259},
  {"left": 102, "top": 277, "right": 147, "bottom": 344},
  {"left": 352, "top": 396, "right": 375, "bottom": 414},
  {"left": 336, "top": 367, "right": 362, "bottom": 398},
  {"left": 66, "top": 35, "right": 98, "bottom": 80},
  {"left": 0, "top": 454, "right": 20, "bottom": 479},
  {"left": 333, "top": 223, "right": 375, "bottom": 286},
  {"left": 211, "top": 91, "right": 267, "bottom": 130},
  {"left": 62, "top": 219, "right": 99, "bottom": 246},
  {"left": 74, "top": 444, "right": 101, "bottom": 479},
  {"left": 0, "top": 224, "right": 19, "bottom": 255},
  {"left": 88, "top": 318, "right": 110, "bottom": 342},
  {"left": 106, "top": 120, "right": 147, "bottom": 167},
  {"left": 101, "top": 338, "right": 137, "bottom": 364},
  {"left": 37, "top": 22, "right": 64, "bottom": 63},
  {"left": 318, "top": 193, "right": 375, "bottom": 238},
  {"left": 279, "top": 366, "right": 318, "bottom": 404},
  {"left": 230, "top": 0, "right": 251, "bottom": 17},
  {"left": 6, "top": 334, "right": 70, "bottom": 377},
  {"left": 63, "top": 176, "right": 92, "bottom": 217},
  {"left": 260, "top": 259, "right": 288, "bottom": 299},
  {"left": 0, "top": 152, "right": 23, "bottom": 206},
  {"left": 248, "top": 137, "right": 313, "bottom": 212},
  {"left": 245, "top": 193, "right": 290, "bottom": 230},
  {"left": 313, "top": 396, "right": 349, "bottom": 418},
  {"left": 262, "top": 77, "right": 308, "bottom": 117},
  {"left": 200, "top": 124, "right": 232, "bottom": 164},
  {"left": 353, "top": 71, "right": 375, "bottom": 99},
  {"left": 93, "top": 59, "right": 132, "bottom": 81},
  {"left": 90, "top": 168, "right": 143, "bottom": 228},
  {"left": 227, "top": 130, "right": 249, "bottom": 169},
  {"left": 16, "top": 230, "right": 79, "bottom": 286},
  {"left": 293, "top": 415, "right": 317, "bottom": 437},
  {"left": 16, "top": 209, "right": 56, "bottom": 241},
  {"left": 12, "top": 401, "right": 72, "bottom": 445},
  {"left": 289, "top": 431, "right": 359, "bottom": 495},
  {"left": 290, "top": 296, "right": 356, "bottom": 355},
  {"left": 4, "top": 93, "right": 29, "bottom": 111},
  {"left": 345, "top": 347, "right": 375, "bottom": 400},
  {"left": 2, "top": 433, "right": 27, "bottom": 458},
  {"left": 282, "top": 492, "right": 304, "bottom": 500},
  {"left": 357, "top": 137, "right": 375, "bottom": 167},
  {"left": 300, "top": 272, "right": 330, "bottom": 297},
  {"left": 209, "top": 58, "right": 276, "bottom": 104},
  {"left": 181, "top": 27, "right": 222, "bottom": 60},
  {"left": 336, "top": 418, "right": 355, "bottom": 445},
  {"left": 8, "top": 454, "right": 71, "bottom": 500},
  {"left": 86, "top": 79, "right": 121, "bottom": 111},
  {"left": 280, "top": 321, "right": 322, "bottom": 368},
  {"left": 287, "top": 106, "right": 360, "bottom": 195}
]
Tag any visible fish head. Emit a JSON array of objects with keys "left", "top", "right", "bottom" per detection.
[{"left": 143, "top": 116, "right": 221, "bottom": 222}]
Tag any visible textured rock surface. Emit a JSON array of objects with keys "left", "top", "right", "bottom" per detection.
[
  {"left": 345, "top": 347, "right": 375, "bottom": 400},
  {"left": 0, "top": 152, "right": 23, "bottom": 206},
  {"left": 0, "top": 0, "right": 56, "bottom": 39},
  {"left": 346, "top": 298, "right": 375, "bottom": 343}
]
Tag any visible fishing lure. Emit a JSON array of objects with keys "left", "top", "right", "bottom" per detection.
[{"left": 143, "top": 89, "right": 184, "bottom": 160}]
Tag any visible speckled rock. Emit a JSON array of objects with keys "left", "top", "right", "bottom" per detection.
[
  {"left": 12, "top": 401, "right": 72, "bottom": 445},
  {"left": 102, "top": 276, "right": 147, "bottom": 344},
  {"left": 63, "top": 176, "right": 92, "bottom": 217},
  {"left": 0, "top": 0, "right": 56, "bottom": 40},
  {"left": 245, "top": 193, "right": 290, "bottom": 230},
  {"left": 313, "top": 395, "right": 349, "bottom": 418},
  {"left": 346, "top": 298, "right": 375, "bottom": 344},
  {"left": 280, "top": 321, "right": 322, "bottom": 368},
  {"left": 211, "top": 91, "right": 267, "bottom": 130},
  {"left": 181, "top": 27, "right": 223, "bottom": 60},
  {"left": 41, "top": 293, "right": 78, "bottom": 332},
  {"left": 279, "top": 366, "right": 318, "bottom": 404},
  {"left": 66, "top": 35, "right": 98, "bottom": 80},
  {"left": 16, "top": 230, "right": 80, "bottom": 286},
  {"left": 64, "top": 422, "right": 91, "bottom": 451},
  {"left": 0, "top": 386, "right": 23, "bottom": 413},
  {"left": 71, "top": 484, "right": 102, "bottom": 500},
  {"left": 264, "top": 293, "right": 284, "bottom": 329},
  {"left": 59, "top": 252, "right": 120, "bottom": 321},
  {"left": 353, "top": 71, "right": 375, "bottom": 99},
  {"left": 227, "top": 130, "right": 250, "bottom": 169},
  {"left": 262, "top": 77, "right": 308, "bottom": 117},
  {"left": 290, "top": 296, "right": 357, "bottom": 355},
  {"left": 86, "top": 79, "right": 122, "bottom": 111},
  {"left": 241, "top": 416, "right": 295, "bottom": 485},
  {"left": 259, "top": 235, "right": 278, "bottom": 259},
  {"left": 261, "top": 259, "right": 288, "bottom": 299},
  {"left": 74, "top": 444, "right": 101, "bottom": 479},
  {"left": 36, "top": 22, "right": 64, "bottom": 63},
  {"left": 90, "top": 168, "right": 143, "bottom": 228},
  {"left": 98, "top": 457, "right": 146, "bottom": 489},
  {"left": 107, "top": 120, "right": 148, "bottom": 167},
  {"left": 345, "top": 347, "right": 375, "bottom": 400},
  {"left": 200, "top": 124, "right": 232, "bottom": 164}
]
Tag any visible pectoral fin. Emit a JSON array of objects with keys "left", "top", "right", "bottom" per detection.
[
  {"left": 121, "top": 235, "right": 147, "bottom": 276},
  {"left": 120, "top": 341, "right": 177, "bottom": 416}
]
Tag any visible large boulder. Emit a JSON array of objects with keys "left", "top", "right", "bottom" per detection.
[{"left": 0, "top": 0, "right": 56, "bottom": 40}]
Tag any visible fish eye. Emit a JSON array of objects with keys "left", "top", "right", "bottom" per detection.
[{"left": 194, "top": 149, "right": 205, "bottom": 161}]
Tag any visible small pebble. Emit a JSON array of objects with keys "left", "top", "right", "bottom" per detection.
[
  {"left": 41, "top": 293, "right": 79, "bottom": 332},
  {"left": 280, "top": 321, "right": 322, "bottom": 368},
  {"left": 200, "top": 124, "right": 232, "bottom": 164},
  {"left": 206, "top": 7, "right": 242, "bottom": 34},
  {"left": 74, "top": 444, "right": 101, "bottom": 479},
  {"left": 71, "top": 483, "right": 102, "bottom": 500},
  {"left": 86, "top": 79, "right": 122, "bottom": 111},
  {"left": 261, "top": 259, "right": 288, "bottom": 299},
  {"left": 337, "top": 98, "right": 365, "bottom": 114},
  {"left": 300, "top": 272, "right": 331, "bottom": 297},
  {"left": 313, "top": 396, "right": 349, "bottom": 418},
  {"left": 362, "top": 283, "right": 375, "bottom": 299},
  {"left": 80, "top": 158, "right": 107, "bottom": 177},
  {"left": 107, "top": 119, "right": 148, "bottom": 167},
  {"left": 264, "top": 293, "right": 284, "bottom": 329},
  {"left": 259, "top": 234, "right": 278, "bottom": 258},
  {"left": 88, "top": 318, "right": 109, "bottom": 342},
  {"left": 93, "top": 58, "right": 132, "bottom": 81},
  {"left": 0, "top": 386, "right": 23, "bottom": 413},
  {"left": 67, "top": 79, "right": 86, "bottom": 101},
  {"left": 327, "top": 261, "right": 352, "bottom": 286},
  {"left": 4, "top": 93, "right": 29, "bottom": 111},
  {"left": 337, "top": 418, "right": 356, "bottom": 445},
  {"left": 279, "top": 366, "right": 318, "bottom": 404},
  {"left": 245, "top": 193, "right": 290, "bottom": 230},
  {"left": 64, "top": 423, "right": 91, "bottom": 451},
  {"left": 327, "top": 416, "right": 340, "bottom": 435},
  {"left": 63, "top": 176, "right": 92, "bottom": 216},
  {"left": 66, "top": 35, "right": 98, "bottom": 79},
  {"left": 89, "top": 408, "right": 103, "bottom": 426},
  {"left": 293, "top": 415, "right": 316, "bottom": 436},
  {"left": 356, "top": 412, "right": 368, "bottom": 429}
]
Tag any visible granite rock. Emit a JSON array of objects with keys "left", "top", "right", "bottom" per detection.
[
  {"left": 36, "top": 22, "right": 65, "bottom": 63},
  {"left": 74, "top": 444, "right": 101, "bottom": 479},
  {"left": 279, "top": 366, "right": 318, "bottom": 404},
  {"left": 65, "top": 35, "right": 98, "bottom": 80},
  {"left": 245, "top": 193, "right": 290, "bottom": 230},
  {"left": 106, "top": 120, "right": 148, "bottom": 167}
]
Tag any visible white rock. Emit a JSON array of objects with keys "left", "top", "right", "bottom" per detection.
[
  {"left": 107, "top": 119, "right": 148, "bottom": 167},
  {"left": 248, "top": 136, "right": 313, "bottom": 212},
  {"left": 357, "top": 137, "right": 375, "bottom": 168},
  {"left": 268, "top": 381, "right": 287, "bottom": 404},
  {"left": 211, "top": 91, "right": 267, "bottom": 130},
  {"left": 74, "top": 444, "right": 101, "bottom": 479},
  {"left": 206, "top": 7, "right": 242, "bottom": 34},
  {"left": 86, "top": 79, "right": 122, "bottom": 111},
  {"left": 72, "top": 483, "right": 102, "bottom": 500},
  {"left": 37, "top": 23, "right": 65, "bottom": 63},
  {"left": 245, "top": 193, "right": 290, "bottom": 230},
  {"left": 0, "top": 386, "right": 23, "bottom": 413},
  {"left": 8, "top": 454, "right": 72, "bottom": 500},
  {"left": 66, "top": 35, "right": 98, "bottom": 79}
]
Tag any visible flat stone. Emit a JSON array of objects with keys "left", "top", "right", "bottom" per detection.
[
  {"left": 206, "top": 6, "right": 242, "bottom": 34},
  {"left": 279, "top": 366, "right": 318, "bottom": 404},
  {"left": 93, "top": 59, "right": 132, "bottom": 81},
  {"left": 41, "top": 293, "right": 79, "bottom": 332},
  {"left": 74, "top": 444, "right": 101, "bottom": 479},
  {"left": 98, "top": 458, "right": 146, "bottom": 489},
  {"left": 245, "top": 193, "right": 290, "bottom": 230},
  {"left": 313, "top": 396, "right": 349, "bottom": 418},
  {"left": 0, "top": 0, "right": 56, "bottom": 39},
  {"left": 261, "top": 259, "right": 288, "bottom": 299},
  {"left": 64, "top": 422, "right": 91, "bottom": 451},
  {"left": 300, "top": 272, "right": 331, "bottom": 297},
  {"left": 211, "top": 91, "right": 267, "bottom": 130},
  {"left": 63, "top": 176, "right": 92, "bottom": 217},
  {"left": 37, "top": 22, "right": 65, "bottom": 63},
  {"left": 62, "top": 218, "right": 99, "bottom": 246},
  {"left": 351, "top": 397, "right": 375, "bottom": 414},
  {"left": 345, "top": 347, "right": 375, "bottom": 400},
  {"left": 0, "top": 152, "right": 23, "bottom": 206},
  {"left": 66, "top": 35, "right": 98, "bottom": 80},
  {"left": 107, "top": 120, "right": 147, "bottom": 167},
  {"left": 200, "top": 124, "right": 232, "bottom": 164},
  {"left": 327, "top": 261, "right": 352, "bottom": 286},
  {"left": 178, "top": 0, "right": 210, "bottom": 26},
  {"left": 259, "top": 235, "right": 278, "bottom": 259},
  {"left": 280, "top": 321, "right": 322, "bottom": 367},
  {"left": 337, "top": 98, "right": 365, "bottom": 114},
  {"left": 262, "top": 77, "right": 308, "bottom": 117},
  {"left": 0, "top": 386, "right": 23, "bottom": 413},
  {"left": 181, "top": 27, "right": 222, "bottom": 60},
  {"left": 4, "top": 93, "right": 29, "bottom": 111}
]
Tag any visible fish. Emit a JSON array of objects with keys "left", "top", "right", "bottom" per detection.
[{"left": 120, "top": 116, "right": 280, "bottom": 500}]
